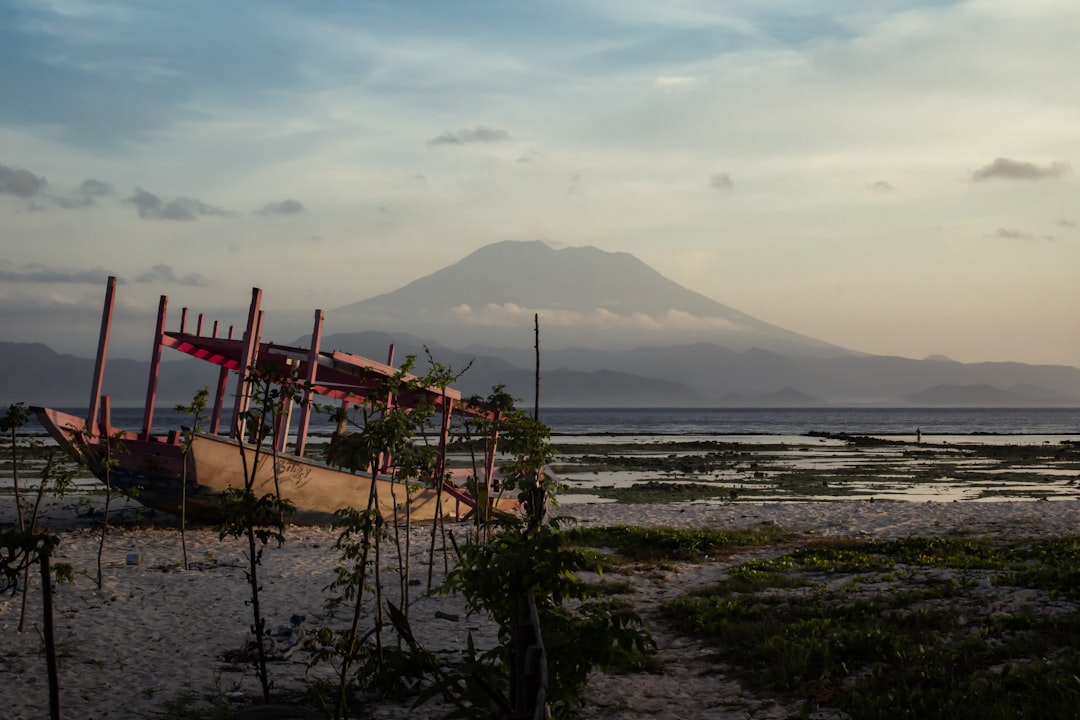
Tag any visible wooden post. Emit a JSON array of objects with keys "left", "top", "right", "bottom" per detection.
[
  {"left": 98, "top": 395, "right": 111, "bottom": 437},
  {"left": 231, "top": 289, "right": 262, "bottom": 439},
  {"left": 40, "top": 549, "right": 60, "bottom": 720},
  {"left": 87, "top": 276, "right": 117, "bottom": 437},
  {"left": 249, "top": 310, "right": 265, "bottom": 444},
  {"left": 293, "top": 309, "right": 324, "bottom": 457},
  {"left": 274, "top": 356, "right": 298, "bottom": 454},
  {"left": 275, "top": 384, "right": 294, "bottom": 453},
  {"left": 380, "top": 344, "right": 396, "bottom": 474},
  {"left": 534, "top": 313, "right": 540, "bottom": 421},
  {"left": 140, "top": 295, "right": 168, "bottom": 442},
  {"left": 209, "top": 324, "right": 232, "bottom": 435},
  {"left": 435, "top": 397, "right": 455, "bottom": 493},
  {"left": 484, "top": 410, "right": 501, "bottom": 498},
  {"left": 510, "top": 588, "right": 547, "bottom": 720}
]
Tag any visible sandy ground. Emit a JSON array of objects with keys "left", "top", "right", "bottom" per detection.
[{"left": 1, "top": 496, "right": 1078, "bottom": 719}]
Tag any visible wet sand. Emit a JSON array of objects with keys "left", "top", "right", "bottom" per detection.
[{"left": 2, "top": 494, "right": 1078, "bottom": 719}]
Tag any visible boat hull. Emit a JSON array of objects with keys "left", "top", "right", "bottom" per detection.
[
  {"left": 33, "top": 407, "right": 478, "bottom": 525},
  {"left": 188, "top": 433, "right": 471, "bottom": 524}
]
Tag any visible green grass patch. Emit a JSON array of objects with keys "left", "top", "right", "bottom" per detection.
[
  {"left": 568, "top": 524, "right": 793, "bottom": 563},
  {"left": 660, "top": 534, "right": 1080, "bottom": 719},
  {"left": 562, "top": 480, "right": 733, "bottom": 504}
]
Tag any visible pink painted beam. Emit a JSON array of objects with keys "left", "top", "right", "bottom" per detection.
[
  {"left": 250, "top": 310, "right": 265, "bottom": 444},
  {"left": 293, "top": 309, "right": 324, "bottom": 458},
  {"left": 210, "top": 364, "right": 229, "bottom": 435},
  {"left": 87, "top": 276, "right": 117, "bottom": 437},
  {"left": 98, "top": 395, "right": 111, "bottom": 438},
  {"left": 230, "top": 289, "right": 262, "bottom": 439},
  {"left": 180, "top": 307, "right": 188, "bottom": 334},
  {"left": 196, "top": 313, "right": 204, "bottom": 336},
  {"left": 435, "top": 396, "right": 455, "bottom": 488},
  {"left": 255, "top": 310, "right": 265, "bottom": 351},
  {"left": 210, "top": 325, "right": 234, "bottom": 433},
  {"left": 379, "top": 343, "right": 396, "bottom": 474},
  {"left": 484, "top": 410, "right": 501, "bottom": 499},
  {"left": 140, "top": 295, "right": 168, "bottom": 441},
  {"left": 274, "top": 382, "right": 294, "bottom": 453}
]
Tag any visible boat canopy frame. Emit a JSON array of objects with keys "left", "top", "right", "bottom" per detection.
[{"left": 82, "top": 277, "right": 504, "bottom": 501}]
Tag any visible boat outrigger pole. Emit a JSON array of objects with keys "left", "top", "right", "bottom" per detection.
[{"left": 86, "top": 275, "right": 117, "bottom": 438}]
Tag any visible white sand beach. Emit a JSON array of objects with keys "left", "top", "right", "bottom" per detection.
[{"left": 1, "top": 497, "right": 1078, "bottom": 719}]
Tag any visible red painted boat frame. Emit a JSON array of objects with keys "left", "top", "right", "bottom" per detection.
[{"left": 34, "top": 278, "right": 510, "bottom": 524}]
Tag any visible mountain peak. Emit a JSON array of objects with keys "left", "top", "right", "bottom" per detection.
[{"left": 332, "top": 240, "right": 846, "bottom": 355}]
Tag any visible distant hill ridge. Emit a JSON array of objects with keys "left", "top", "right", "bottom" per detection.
[
  {"left": 3, "top": 241, "right": 1079, "bottom": 407},
  {"left": 3, "top": 337, "right": 1077, "bottom": 409}
]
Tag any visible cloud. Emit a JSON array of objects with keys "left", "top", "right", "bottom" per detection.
[
  {"left": 972, "top": 158, "right": 1072, "bottom": 182},
  {"left": 0, "top": 263, "right": 114, "bottom": 284},
  {"left": 1058, "top": 218, "right": 1077, "bottom": 228},
  {"left": 135, "top": 264, "right": 209, "bottom": 287},
  {"left": 127, "top": 189, "right": 181, "bottom": 219},
  {"left": 80, "top": 179, "right": 113, "bottom": 198},
  {"left": 568, "top": 174, "right": 583, "bottom": 195},
  {"left": 516, "top": 150, "right": 547, "bottom": 164},
  {"left": 0, "top": 163, "right": 46, "bottom": 198},
  {"left": 868, "top": 181, "right": 894, "bottom": 192},
  {"left": 126, "top": 188, "right": 233, "bottom": 220},
  {"left": 52, "top": 196, "right": 91, "bottom": 209},
  {"left": 52, "top": 178, "right": 116, "bottom": 209},
  {"left": 257, "top": 198, "right": 305, "bottom": 216},
  {"left": 426, "top": 126, "right": 512, "bottom": 146},
  {"left": 445, "top": 303, "right": 737, "bottom": 332},
  {"left": 989, "top": 227, "right": 1054, "bottom": 241},
  {"left": 710, "top": 173, "right": 734, "bottom": 191},
  {"left": 654, "top": 75, "right": 697, "bottom": 88}
]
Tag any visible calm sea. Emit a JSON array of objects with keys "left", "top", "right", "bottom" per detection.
[
  {"left": 34, "top": 406, "right": 1080, "bottom": 438},
  {"left": 539, "top": 407, "right": 1080, "bottom": 436}
]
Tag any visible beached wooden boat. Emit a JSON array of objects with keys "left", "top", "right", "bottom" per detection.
[{"left": 33, "top": 278, "right": 514, "bottom": 525}]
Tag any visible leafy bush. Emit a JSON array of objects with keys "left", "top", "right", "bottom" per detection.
[{"left": 433, "top": 407, "right": 655, "bottom": 718}]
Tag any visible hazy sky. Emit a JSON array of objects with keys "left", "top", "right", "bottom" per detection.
[{"left": 1, "top": 0, "right": 1077, "bottom": 366}]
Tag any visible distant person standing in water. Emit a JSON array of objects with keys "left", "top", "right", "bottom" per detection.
[{"left": 917, "top": 428, "right": 922, "bottom": 444}]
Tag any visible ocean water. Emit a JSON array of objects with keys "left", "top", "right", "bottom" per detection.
[
  {"left": 30, "top": 405, "right": 1080, "bottom": 438},
  {"left": 539, "top": 407, "right": 1080, "bottom": 436},
  {"left": 10, "top": 405, "right": 1079, "bottom": 501}
]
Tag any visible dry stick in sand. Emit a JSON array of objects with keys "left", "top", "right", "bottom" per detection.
[
  {"left": 226, "top": 374, "right": 291, "bottom": 705},
  {"left": 426, "top": 438, "right": 446, "bottom": 591},
  {"left": 20, "top": 453, "right": 55, "bottom": 632},
  {"left": 3, "top": 403, "right": 31, "bottom": 632},
  {"left": 94, "top": 431, "right": 124, "bottom": 592},
  {"left": 372, "top": 479, "right": 385, "bottom": 673},
  {"left": 336, "top": 461, "right": 381, "bottom": 720},
  {"left": 418, "top": 351, "right": 471, "bottom": 591},
  {"left": 4, "top": 531, "right": 65, "bottom": 720},
  {"left": 389, "top": 474, "right": 412, "bottom": 620},
  {"left": 38, "top": 545, "right": 61, "bottom": 720},
  {"left": 15, "top": 445, "right": 75, "bottom": 632},
  {"left": 176, "top": 387, "right": 209, "bottom": 571},
  {"left": 266, "top": 372, "right": 299, "bottom": 536},
  {"left": 234, "top": 418, "right": 269, "bottom": 701},
  {"left": 2, "top": 404, "right": 30, "bottom": 532}
]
